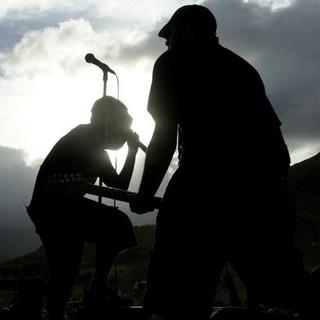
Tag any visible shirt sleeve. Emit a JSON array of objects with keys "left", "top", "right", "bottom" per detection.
[
  {"left": 91, "top": 149, "right": 118, "bottom": 186},
  {"left": 147, "top": 52, "right": 177, "bottom": 123}
]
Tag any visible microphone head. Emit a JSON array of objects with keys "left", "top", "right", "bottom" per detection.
[{"left": 85, "top": 53, "right": 95, "bottom": 63}]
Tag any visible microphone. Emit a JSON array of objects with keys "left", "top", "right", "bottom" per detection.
[
  {"left": 137, "top": 141, "right": 147, "bottom": 153},
  {"left": 126, "top": 131, "right": 148, "bottom": 153},
  {"left": 85, "top": 53, "right": 116, "bottom": 75}
]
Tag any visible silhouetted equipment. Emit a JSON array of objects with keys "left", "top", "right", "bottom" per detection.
[
  {"left": 85, "top": 53, "right": 116, "bottom": 75},
  {"left": 85, "top": 52, "right": 118, "bottom": 98},
  {"left": 86, "top": 184, "right": 162, "bottom": 208},
  {"left": 85, "top": 52, "right": 148, "bottom": 207},
  {"left": 127, "top": 135, "right": 147, "bottom": 153},
  {"left": 85, "top": 53, "right": 147, "bottom": 153}
]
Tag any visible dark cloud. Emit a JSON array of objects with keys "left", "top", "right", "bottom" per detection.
[
  {"left": 205, "top": 0, "right": 320, "bottom": 156},
  {"left": 104, "top": 30, "right": 165, "bottom": 72},
  {"left": 0, "top": 146, "right": 38, "bottom": 227},
  {"left": 0, "top": 8, "right": 92, "bottom": 52}
]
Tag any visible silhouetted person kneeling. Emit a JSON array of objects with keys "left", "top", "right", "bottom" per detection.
[
  {"left": 27, "top": 96, "right": 139, "bottom": 320},
  {"left": 130, "top": 5, "right": 319, "bottom": 320}
]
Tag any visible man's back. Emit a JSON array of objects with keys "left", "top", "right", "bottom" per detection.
[
  {"left": 41, "top": 124, "right": 106, "bottom": 175},
  {"left": 148, "top": 42, "right": 289, "bottom": 180},
  {"left": 28, "top": 124, "right": 114, "bottom": 217}
]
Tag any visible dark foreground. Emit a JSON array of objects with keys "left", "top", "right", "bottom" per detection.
[
  {"left": 0, "top": 303, "right": 300, "bottom": 320},
  {"left": 0, "top": 272, "right": 302, "bottom": 320}
]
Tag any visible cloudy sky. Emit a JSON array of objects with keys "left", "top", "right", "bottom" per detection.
[{"left": 0, "top": 0, "right": 320, "bottom": 228}]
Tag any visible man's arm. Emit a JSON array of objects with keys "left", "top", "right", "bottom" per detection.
[
  {"left": 130, "top": 119, "right": 177, "bottom": 214},
  {"left": 99, "top": 133, "right": 139, "bottom": 190},
  {"left": 115, "top": 137, "right": 139, "bottom": 190}
]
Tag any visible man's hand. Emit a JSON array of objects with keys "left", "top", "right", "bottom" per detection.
[
  {"left": 126, "top": 131, "right": 140, "bottom": 152},
  {"left": 130, "top": 195, "right": 157, "bottom": 215}
]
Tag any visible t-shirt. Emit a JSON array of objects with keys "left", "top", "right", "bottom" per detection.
[
  {"left": 28, "top": 124, "right": 116, "bottom": 218},
  {"left": 147, "top": 43, "right": 290, "bottom": 179}
]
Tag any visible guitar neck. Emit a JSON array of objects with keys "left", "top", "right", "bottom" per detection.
[{"left": 86, "top": 184, "right": 162, "bottom": 209}]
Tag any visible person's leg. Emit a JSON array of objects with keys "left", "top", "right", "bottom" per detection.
[
  {"left": 40, "top": 233, "right": 84, "bottom": 320},
  {"left": 144, "top": 195, "right": 228, "bottom": 320},
  {"left": 77, "top": 199, "right": 136, "bottom": 303},
  {"left": 231, "top": 185, "right": 319, "bottom": 319},
  {"left": 144, "top": 238, "right": 228, "bottom": 320},
  {"left": 86, "top": 242, "right": 118, "bottom": 292},
  {"left": 233, "top": 246, "right": 319, "bottom": 319}
]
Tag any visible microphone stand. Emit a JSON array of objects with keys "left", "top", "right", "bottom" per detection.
[
  {"left": 98, "top": 69, "right": 109, "bottom": 204},
  {"left": 100, "top": 68, "right": 118, "bottom": 295},
  {"left": 103, "top": 70, "right": 108, "bottom": 98},
  {"left": 98, "top": 70, "right": 118, "bottom": 294},
  {"left": 86, "top": 54, "right": 149, "bottom": 296}
]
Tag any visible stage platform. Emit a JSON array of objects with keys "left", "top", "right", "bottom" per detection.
[
  {"left": 69, "top": 305, "right": 299, "bottom": 320},
  {"left": 0, "top": 302, "right": 299, "bottom": 319}
]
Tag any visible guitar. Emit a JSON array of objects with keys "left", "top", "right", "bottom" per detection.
[
  {"left": 86, "top": 184, "right": 162, "bottom": 209},
  {"left": 46, "top": 173, "right": 162, "bottom": 209}
]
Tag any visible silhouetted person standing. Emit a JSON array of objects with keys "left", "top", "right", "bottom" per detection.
[
  {"left": 130, "top": 5, "right": 318, "bottom": 320},
  {"left": 27, "top": 96, "right": 139, "bottom": 320}
]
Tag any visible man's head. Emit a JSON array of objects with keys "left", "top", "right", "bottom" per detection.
[
  {"left": 90, "top": 95, "right": 133, "bottom": 149},
  {"left": 158, "top": 5, "right": 218, "bottom": 48}
]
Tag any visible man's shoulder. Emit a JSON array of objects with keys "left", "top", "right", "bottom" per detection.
[
  {"left": 218, "top": 45, "right": 260, "bottom": 75},
  {"left": 57, "top": 124, "right": 91, "bottom": 145},
  {"left": 67, "top": 124, "right": 88, "bottom": 135},
  {"left": 43, "top": 124, "right": 90, "bottom": 161},
  {"left": 155, "top": 47, "right": 194, "bottom": 62},
  {"left": 155, "top": 45, "right": 257, "bottom": 69},
  {"left": 154, "top": 50, "right": 176, "bottom": 69}
]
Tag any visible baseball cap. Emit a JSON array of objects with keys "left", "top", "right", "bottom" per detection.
[{"left": 158, "top": 5, "right": 217, "bottom": 39}]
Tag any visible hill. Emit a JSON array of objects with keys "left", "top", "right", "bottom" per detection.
[
  {"left": 0, "top": 224, "right": 244, "bottom": 307},
  {"left": 290, "top": 152, "right": 320, "bottom": 217},
  {"left": 0, "top": 227, "right": 41, "bottom": 262},
  {"left": 289, "top": 152, "right": 320, "bottom": 267}
]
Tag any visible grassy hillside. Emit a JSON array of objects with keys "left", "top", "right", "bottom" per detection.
[
  {"left": 290, "top": 152, "right": 320, "bottom": 216},
  {"left": 0, "top": 224, "right": 245, "bottom": 307},
  {"left": 0, "top": 226, "right": 161, "bottom": 305},
  {"left": 0, "top": 227, "right": 41, "bottom": 261},
  {"left": 290, "top": 152, "right": 320, "bottom": 268}
]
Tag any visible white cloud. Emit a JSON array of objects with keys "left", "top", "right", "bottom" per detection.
[
  {"left": 0, "top": 19, "right": 102, "bottom": 160},
  {"left": 2, "top": 19, "right": 99, "bottom": 77},
  {"left": 244, "top": 0, "right": 295, "bottom": 10},
  {"left": 0, "top": 0, "right": 194, "bottom": 29},
  {"left": 0, "top": 18, "right": 157, "bottom": 162},
  {"left": 0, "top": 0, "right": 83, "bottom": 19}
]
